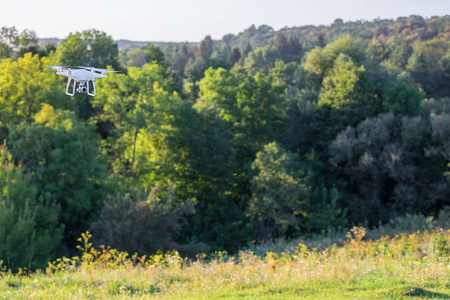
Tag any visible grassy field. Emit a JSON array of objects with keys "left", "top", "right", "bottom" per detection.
[{"left": 2, "top": 217, "right": 450, "bottom": 299}]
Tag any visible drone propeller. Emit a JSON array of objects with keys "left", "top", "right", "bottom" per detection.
[
  {"left": 47, "top": 66, "right": 69, "bottom": 70},
  {"left": 77, "top": 66, "right": 120, "bottom": 73}
]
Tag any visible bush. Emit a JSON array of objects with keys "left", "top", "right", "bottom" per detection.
[{"left": 90, "top": 181, "right": 208, "bottom": 256}]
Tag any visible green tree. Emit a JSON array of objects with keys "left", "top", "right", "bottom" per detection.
[
  {"left": 303, "top": 35, "right": 367, "bottom": 91},
  {"left": 146, "top": 44, "right": 168, "bottom": 69},
  {"left": 196, "top": 35, "right": 214, "bottom": 62},
  {"left": 318, "top": 53, "right": 379, "bottom": 123},
  {"left": 171, "top": 43, "right": 194, "bottom": 78},
  {"left": 389, "top": 40, "right": 413, "bottom": 68},
  {"left": 16, "top": 29, "right": 37, "bottom": 49},
  {"left": 56, "top": 29, "right": 120, "bottom": 69},
  {"left": 329, "top": 109, "right": 450, "bottom": 224},
  {"left": 0, "top": 26, "right": 18, "bottom": 48},
  {"left": 382, "top": 82, "right": 423, "bottom": 116},
  {"left": 228, "top": 47, "right": 241, "bottom": 67},
  {"left": 319, "top": 54, "right": 365, "bottom": 108},
  {"left": 197, "top": 68, "right": 288, "bottom": 213},
  {"left": 248, "top": 142, "right": 310, "bottom": 239},
  {"left": 0, "top": 42, "right": 11, "bottom": 59},
  {"left": 235, "top": 73, "right": 287, "bottom": 156},
  {"left": 8, "top": 105, "right": 106, "bottom": 248},
  {"left": 196, "top": 67, "right": 239, "bottom": 122},
  {"left": 244, "top": 45, "right": 281, "bottom": 75},
  {"left": 124, "top": 47, "right": 147, "bottom": 67},
  {"left": 93, "top": 62, "right": 180, "bottom": 184},
  {"left": 367, "top": 40, "right": 391, "bottom": 63},
  {"left": 273, "top": 33, "right": 302, "bottom": 63},
  {"left": 183, "top": 107, "right": 246, "bottom": 251},
  {"left": 409, "top": 38, "right": 448, "bottom": 71},
  {"left": 0, "top": 53, "right": 70, "bottom": 126},
  {"left": 0, "top": 142, "right": 62, "bottom": 270}
]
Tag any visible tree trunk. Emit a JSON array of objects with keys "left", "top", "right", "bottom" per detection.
[{"left": 131, "top": 128, "right": 139, "bottom": 171}]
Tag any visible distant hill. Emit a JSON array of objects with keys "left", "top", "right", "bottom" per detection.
[
  {"left": 38, "top": 15, "right": 450, "bottom": 54},
  {"left": 37, "top": 38, "right": 63, "bottom": 46},
  {"left": 38, "top": 38, "right": 196, "bottom": 52},
  {"left": 218, "top": 15, "right": 450, "bottom": 51}
]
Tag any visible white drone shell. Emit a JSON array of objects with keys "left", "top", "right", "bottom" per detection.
[{"left": 48, "top": 66, "right": 119, "bottom": 96}]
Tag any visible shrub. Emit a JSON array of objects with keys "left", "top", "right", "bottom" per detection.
[{"left": 90, "top": 181, "right": 207, "bottom": 256}]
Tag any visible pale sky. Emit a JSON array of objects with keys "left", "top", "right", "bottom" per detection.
[{"left": 0, "top": 0, "right": 449, "bottom": 42}]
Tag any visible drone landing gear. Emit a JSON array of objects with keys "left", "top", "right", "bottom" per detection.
[
  {"left": 65, "top": 78, "right": 96, "bottom": 96},
  {"left": 66, "top": 77, "right": 76, "bottom": 96},
  {"left": 88, "top": 80, "right": 96, "bottom": 96}
]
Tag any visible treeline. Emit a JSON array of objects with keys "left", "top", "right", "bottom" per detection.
[{"left": 1, "top": 14, "right": 450, "bottom": 270}]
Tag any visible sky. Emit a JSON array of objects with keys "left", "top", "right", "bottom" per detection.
[{"left": 0, "top": 0, "right": 449, "bottom": 42}]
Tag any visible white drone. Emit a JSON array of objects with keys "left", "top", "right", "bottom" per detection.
[{"left": 48, "top": 66, "right": 118, "bottom": 96}]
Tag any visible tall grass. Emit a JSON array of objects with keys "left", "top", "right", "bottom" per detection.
[{"left": 1, "top": 214, "right": 450, "bottom": 299}]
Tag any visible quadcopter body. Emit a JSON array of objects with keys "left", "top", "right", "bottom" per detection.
[{"left": 48, "top": 66, "right": 118, "bottom": 96}]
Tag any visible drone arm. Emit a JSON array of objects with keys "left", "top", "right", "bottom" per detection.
[
  {"left": 66, "top": 77, "right": 75, "bottom": 96},
  {"left": 87, "top": 80, "right": 96, "bottom": 96}
]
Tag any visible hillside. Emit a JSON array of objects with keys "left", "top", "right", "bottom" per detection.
[
  {"left": 2, "top": 14, "right": 450, "bottom": 274},
  {"left": 2, "top": 213, "right": 450, "bottom": 299},
  {"left": 38, "top": 15, "right": 450, "bottom": 50}
]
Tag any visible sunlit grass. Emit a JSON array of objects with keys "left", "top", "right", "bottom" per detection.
[{"left": 2, "top": 223, "right": 450, "bottom": 299}]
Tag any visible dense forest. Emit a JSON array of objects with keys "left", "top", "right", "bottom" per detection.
[{"left": 1, "top": 14, "right": 450, "bottom": 270}]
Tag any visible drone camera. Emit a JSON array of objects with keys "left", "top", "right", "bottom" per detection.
[{"left": 77, "top": 86, "right": 87, "bottom": 93}]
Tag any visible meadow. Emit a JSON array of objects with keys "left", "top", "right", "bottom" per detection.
[{"left": 1, "top": 214, "right": 450, "bottom": 299}]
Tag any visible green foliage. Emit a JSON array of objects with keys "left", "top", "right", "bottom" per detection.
[
  {"left": 273, "top": 32, "right": 303, "bottom": 63},
  {"left": 0, "top": 26, "right": 45, "bottom": 59},
  {"left": 4, "top": 224, "right": 450, "bottom": 298},
  {"left": 330, "top": 109, "right": 450, "bottom": 225},
  {"left": 367, "top": 40, "right": 391, "bottom": 63},
  {"left": 90, "top": 182, "right": 202, "bottom": 256},
  {"left": 303, "top": 35, "right": 366, "bottom": 79},
  {"left": 228, "top": 47, "right": 241, "bottom": 67},
  {"left": 0, "top": 42, "right": 11, "bottom": 59},
  {"left": 122, "top": 47, "right": 147, "bottom": 67},
  {"left": 169, "top": 43, "right": 194, "bottom": 78},
  {"left": 382, "top": 82, "right": 423, "bottom": 116},
  {"left": 326, "top": 35, "right": 367, "bottom": 65},
  {"left": 269, "top": 59, "right": 298, "bottom": 86},
  {"left": 198, "top": 67, "right": 287, "bottom": 155},
  {"left": 145, "top": 44, "right": 168, "bottom": 69},
  {"left": 196, "top": 67, "right": 239, "bottom": 122},
  {"left": 0, "top": 26, "right": 18, "bottom": 48},
  {"left": 434, "top": 232, "right": 449, "bottom": 257},
  {"left": 319, "top": 53, "right": 366, "bottom": 109},
  {"left": 235, "top": 73, "right": 287, "bottom": 153},
  {"left": 56, "top": 29, "right": 120, "bottom": 69},
  {"left": 303, "top": 46, "right": 334, "bottom": 78},
  {"left": 244, "top": 45, "right": 281, "bottom": 75},
  {"left": 196, "top": 35, "right": 214, "bottom": 62},
  {"left": 248, "top": 142, "right": 309, "bottom": 239},
  {"left": 409, "top": 38, "right": 449, "bottom": 72},
  {"left": 0, "top": 53, "right": 70, "bottom": 126},
  {"left": 3, "top": 17, "right": 450, "bottom": 266},
  {"left": 93, "top": 62, "right": 181, "bottom": 181},
  {"left": 0, "top": 143, "right": 62, "bottom": 270},
  {"left": 8, "top": 105, "right": 106, "bottom": 246},
  {"left": 308, "top": 185, "right": 347, "bottom": 232}
]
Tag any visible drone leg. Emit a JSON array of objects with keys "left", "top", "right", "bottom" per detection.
[
  {"left": 66, "top": 77, "right": 75, "bottom": 96},
  {"left": 88, "top": 80, "right": 96, "bottom": 96}
]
